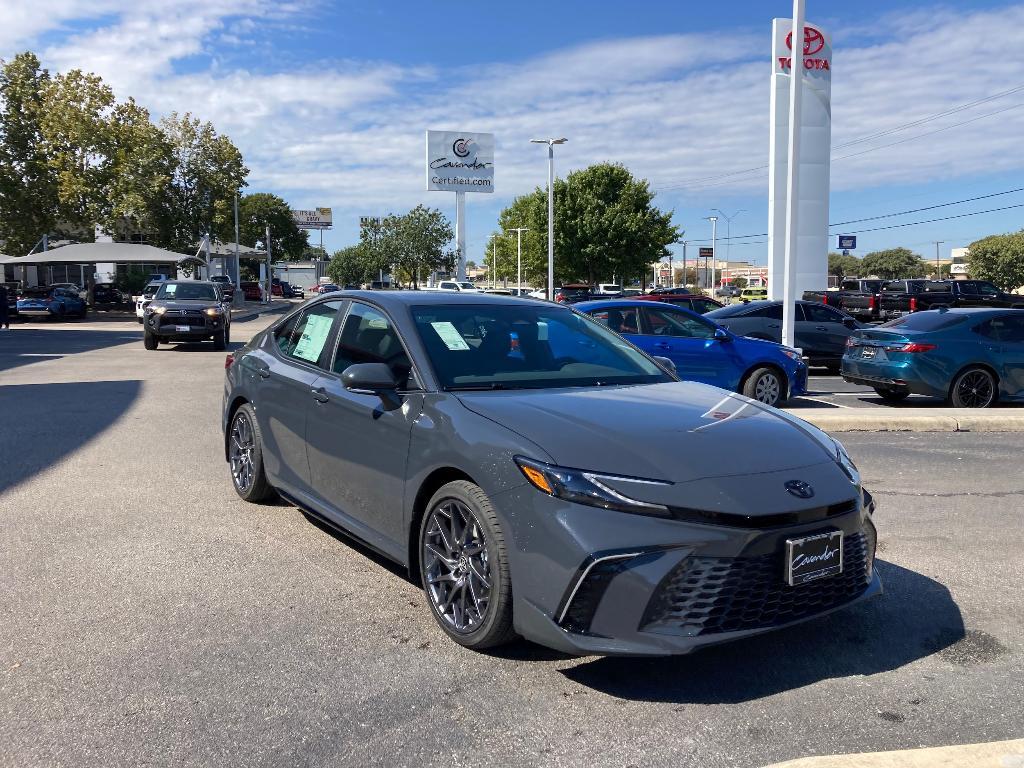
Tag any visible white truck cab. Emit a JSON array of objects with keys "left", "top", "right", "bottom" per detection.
[{"left": 436, "top": 281, "right": 480, "bottom": 293}]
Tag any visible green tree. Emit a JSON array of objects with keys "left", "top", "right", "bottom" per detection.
[
  {"left": 860, "top": 247, "right": 927, "bottom": 279},
  {"left": 465, "top": 260, "right": 478, "bottom": 271},
  {"left": 495, "top": 162, "right": 678, "bottom": 288},
  {"left": 966, "top": 231, "right": 1024, "bottom": 291},
  {"left": 327, "top": 245, "right": 369, "bottom": 286},
  {"left": 234, "top": 192, "right": 307, "bottom": 260},
  {"left": 732, "top": 276, "right": 748, "bottom": 290},
  {"left": 0, "top": 52, "right": 59, "bottom": 256},
  {"left": 361, "top": 205, "right": 457, "bottom": 288},
  {"left": 828, "top": 251, "right": 862, "bottom": 278},
  {"left": 159, "top": 112, "right": 248, "bottom": 254}
]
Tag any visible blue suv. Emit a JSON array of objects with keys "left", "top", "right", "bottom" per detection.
[{"left": 576, "top": 299, "right": 807, "bottom": 406}]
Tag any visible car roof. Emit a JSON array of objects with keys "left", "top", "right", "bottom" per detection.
[
  {"left": 312, "top": 289, "right": 546, "bottom": 308},
  {"left": 574, "top": 298, "right": 704, "bottom": 318}
]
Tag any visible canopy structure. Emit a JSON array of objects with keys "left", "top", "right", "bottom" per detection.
[
  {"left": 207, "top": 240, "right": 264, "bottom": 260},
  {"left": 0, "top": 242, "right": 194, "bottom": 266}
]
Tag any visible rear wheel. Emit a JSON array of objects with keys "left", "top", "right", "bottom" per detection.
[
  {"left": 419, "top": 481, "right": 516, "bottom": 650},
  {"left": 143, "top": 330, "right": 158, "bottom": 350},
  {"left": 873, "top": 388, "right": 910, "bottom": 402},
  {"left": 742, "top": 367, "right": 784, "bottom": 406},
  {"left": 228, "top": 404, "right": 274, "bottom": 502},
  {"left": 950, "top": 367, "right": 997, "bottom": 408},
  {"left": 825, "top": 362, "right": 842, "bottom": 375}
]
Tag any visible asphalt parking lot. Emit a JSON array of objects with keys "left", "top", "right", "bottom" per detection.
[{"left": 1, "top": 317, "right": 1022, "bottom": 768}]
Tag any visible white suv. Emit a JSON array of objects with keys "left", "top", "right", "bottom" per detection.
[
  {"left": 435, "top": 281, "right": 480, "bottom": 293},
  {"left": 134, "top": 282, "right": 163, "bottom": 323}
]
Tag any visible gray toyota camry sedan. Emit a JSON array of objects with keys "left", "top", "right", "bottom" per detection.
[{"left": 222, "top": 291, "right": 880, "bottom": 656}]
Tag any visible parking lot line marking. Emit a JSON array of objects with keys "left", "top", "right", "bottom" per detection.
[
  {"left": 17, "top": 353, "right": 64, "bottom": 357},
  {"left": 795, "top": 396, "right": 855, "bottom": 409}
]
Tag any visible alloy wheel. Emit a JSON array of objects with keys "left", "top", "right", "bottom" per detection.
[
  {"left": 229, "top": 412, "right": 255, "bottom": 492},
  {"left": 754, "top": 372, "right": 781, "bottom": 405},
  {"left": 956, "top": 370, "right": 995, "bottom": 408},
  {"left": 422, "top": 500, "right": 492, "bottom": 633}
]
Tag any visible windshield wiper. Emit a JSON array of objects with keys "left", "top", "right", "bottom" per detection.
[{"left": 445, "top": 383, "right": 525, "bottom": 391}]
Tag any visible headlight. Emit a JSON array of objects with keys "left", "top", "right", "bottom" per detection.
[
  {"left": 833, "top": 438, "right": 861, "bottom": 487},
  {"left": 204, "top": 306, "right": 224, "bottom": 316},
  {"left": 780, "top": 347, "right": 803, "bottom": 362},
  {"left": 514, "top": 456, "right": 672, "bottom": 518},
  {"left": 150, "top": 305, "right": 167, "bottom": 315}
]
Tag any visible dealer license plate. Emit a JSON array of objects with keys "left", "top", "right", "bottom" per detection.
[
  {"left": 175, "top": 324, "right": 190, "bottom": 332},
  {"left": 860, "top": 346, "right": 876, "bottom": 359},
  {"left": 785, "top": 530, "right": 843, "bottom": 586}
]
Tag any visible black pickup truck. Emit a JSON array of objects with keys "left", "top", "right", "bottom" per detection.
[
  {"left": 804, "top": 279, "right": 886, "bottom": 322},
  {"left": 879, "top": 279, "right": 1024, "bottom": 319}
]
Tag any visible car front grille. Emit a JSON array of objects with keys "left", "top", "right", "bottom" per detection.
[
  {"left": 640, "top": 525, "right": 875, "bottom": 637},
  {"left": 160, "top": 312, "right": 206, "bottom": 328}
]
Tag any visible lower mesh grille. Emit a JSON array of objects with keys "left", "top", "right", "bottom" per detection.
[{"left": 641, "top": 528, "right": 875, "bottom": 636}]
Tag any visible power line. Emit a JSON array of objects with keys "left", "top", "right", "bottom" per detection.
[
  {"left": 652, "top": 84, "right": 1024, "bottom": 192},
  {"left": 830, "top": 186, "right": 1024, "bottom": 227},
  {"left": 839, "top": 202, "right": 1024, "bottom": 235}
]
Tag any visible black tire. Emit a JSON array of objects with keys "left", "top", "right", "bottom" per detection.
[
  {"left": 213, "top": 327, "right": 227, "bottom": 351},
  {"left": 143, "top": 330, "right": 158, "bottom": 350},
  {"left": 419, "top": 480, "right": 516, "bottom": 650},
  {"left": 137, "top": 317, "right": 143, "bottom": 325},
  {"left": 227, "top": 403, "right": 274, "bottom": 502},
  {"left": 874, "top": 388, "right": 910, "bottom": 402},
  {"left": 825, "top": 362, "right": 842, "bottom": 375},
  {"left": 949, "top": 367, "right": 997, "bottom": 408},
  {"left": 742, "top": 367, "right": 784, "bottom": 406}
]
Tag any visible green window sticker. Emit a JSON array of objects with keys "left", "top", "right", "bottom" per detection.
[
  {"left": 430, "top": 321, "right": 470, "bottom": 351},
  {"left": 292, "top": 314, "right": 334, "bottom": 362}
]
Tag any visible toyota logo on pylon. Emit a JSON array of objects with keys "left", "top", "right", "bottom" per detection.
[{"left": 785, "top": 26, "right": 825, "bottom": 56}]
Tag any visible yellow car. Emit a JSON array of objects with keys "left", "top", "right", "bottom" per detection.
[{"left": 738, "top": 287, "right": 768, "bottom": 302}]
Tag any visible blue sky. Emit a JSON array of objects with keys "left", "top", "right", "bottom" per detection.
[{"left": 6, "top": 0, "right": 1024, "bottom": 267}]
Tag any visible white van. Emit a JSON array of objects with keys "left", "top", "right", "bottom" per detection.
[{"left": 596, "top": 283, "right": 622, "bottom": 295}]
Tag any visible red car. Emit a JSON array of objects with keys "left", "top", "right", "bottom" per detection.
[
  {"left": 633, "top": 293, "right": 723, "bottom": 314},
  {"left": 240, "top": 281, "right": 261, "bottom": 301}
]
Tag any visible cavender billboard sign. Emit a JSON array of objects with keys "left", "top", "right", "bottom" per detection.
[{"left": 425, "top": 131, "right": 494, "bottom": 193}]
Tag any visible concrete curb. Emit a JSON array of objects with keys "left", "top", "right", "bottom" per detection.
[
  {"left": 787, "top": 408, "right": 1024, "bottom": 433},
  {"left": 762, "top": 738, "right": 1024, "bottom": 768}
]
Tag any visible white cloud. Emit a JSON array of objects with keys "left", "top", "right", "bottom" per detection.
[{"left": 6, "top": 1, "right": 1024, "bottom": 248}]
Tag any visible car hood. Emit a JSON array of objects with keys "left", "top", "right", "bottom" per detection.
[{"left": 456, "top": 381, "right": 835, "bottom": 484}]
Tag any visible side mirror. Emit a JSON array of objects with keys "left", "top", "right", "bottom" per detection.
[
  {"left": 713, "top": 327, "right": 731, "bottom": 342},
  {"left": 652, "top": 355, "right": 677, "bottom": 374},
  {"left": 342, "top": 362, "right": 398, "bottom": 394}
]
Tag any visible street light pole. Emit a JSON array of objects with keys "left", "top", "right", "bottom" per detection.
[
  {"left": 934, "top": 240, "right": 945, "bottom": 278},
  {"left": 531, "top": 138, "right": 567, "bottom": 300},
  {"left": 712, "top": 208, "right": 745, "bottom": 265},
  {"left": 506, "top": 227, "right": 529, "bottom": 291},
  {"left": 705, "top": 216, "right": 719, "bottom": 294}
]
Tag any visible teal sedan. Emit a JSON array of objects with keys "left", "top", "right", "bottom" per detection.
[{"left": 842, "top": 308, "right": 1024, "bottom": 407}]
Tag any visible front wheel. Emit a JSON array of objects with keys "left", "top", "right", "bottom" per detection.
[
  {"left": 143, "top": 330, "right": 158, "bottom": 350},
  {"left": 228, "top": 404, "right": 274, "bottom": 502},
  {"left": 950, "top": 367, "right": 997, "bottom": 408},
  {"left": 742, "top": 367, "right": 784, "bottom": 406},
  {"left": 213, "top": 327, "right": 227, "bottom": 351},
  {"left": 419, "top": 481, "right": 516, "bottom": 650}
]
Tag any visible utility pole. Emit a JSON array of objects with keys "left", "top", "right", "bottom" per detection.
[{"left": 934, "top": 241, "right": 945, "bottom": 279}]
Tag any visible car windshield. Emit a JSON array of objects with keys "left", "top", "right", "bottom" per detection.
[
  {"left": 157, "top": 283, "right": 217, "bottom": 301},
  {"left": 880, "top": 312, "right": 968, "bottom": 331},
  {"left": 411, "top": 304, "right": 671, "bottom": 390}
]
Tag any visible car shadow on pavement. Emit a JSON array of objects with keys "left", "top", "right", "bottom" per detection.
[
  {"left": 0, "top": 328, "right": 142, "bottom": 374},
  {"left": 0, "top": 380, "right": 143, "bottom": 495},
  {"left": 559, "top": 559, "right": 965, "bottom": 703}
]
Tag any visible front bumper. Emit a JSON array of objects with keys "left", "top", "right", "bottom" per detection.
[{"left": 496, "top": 480, "right": 880, "bottom": 656}]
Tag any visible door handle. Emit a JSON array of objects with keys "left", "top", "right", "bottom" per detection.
[
  {"left": 767, "top": 323, "right": 780, "bottom": 329},
  {"left": 311, "top": 387, "right": 329, "bottom": 403},
  {"left": 815, "top": 326, "right": 828, "bottom": 331},
  {"left": 654, "top": 342, "right": 671, "bottom": 349}
]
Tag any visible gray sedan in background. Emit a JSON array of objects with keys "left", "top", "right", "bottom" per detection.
[
  {"left": 222, "top": 292, "right": 879, "bottom": 656},
  {"left": 706, "top": 299, "right": 863, "bottom": 371}
]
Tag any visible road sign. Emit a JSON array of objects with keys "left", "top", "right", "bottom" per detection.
[
  {"left": 359, "top": 216, "right": 382, "bottom": 229},
  {"left": 837, "top": 235, "right": 856, "bottom": 250},
  {"left": 699, "top": 247, "right": 715, "bottom": 258}
]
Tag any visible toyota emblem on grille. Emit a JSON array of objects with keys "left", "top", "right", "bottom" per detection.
[
  {"left": 785, "top": 480, "right": 815, "bottom": 499},
  {"left": 179, "top": 310, "right": 188, "bottom": 315}
]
